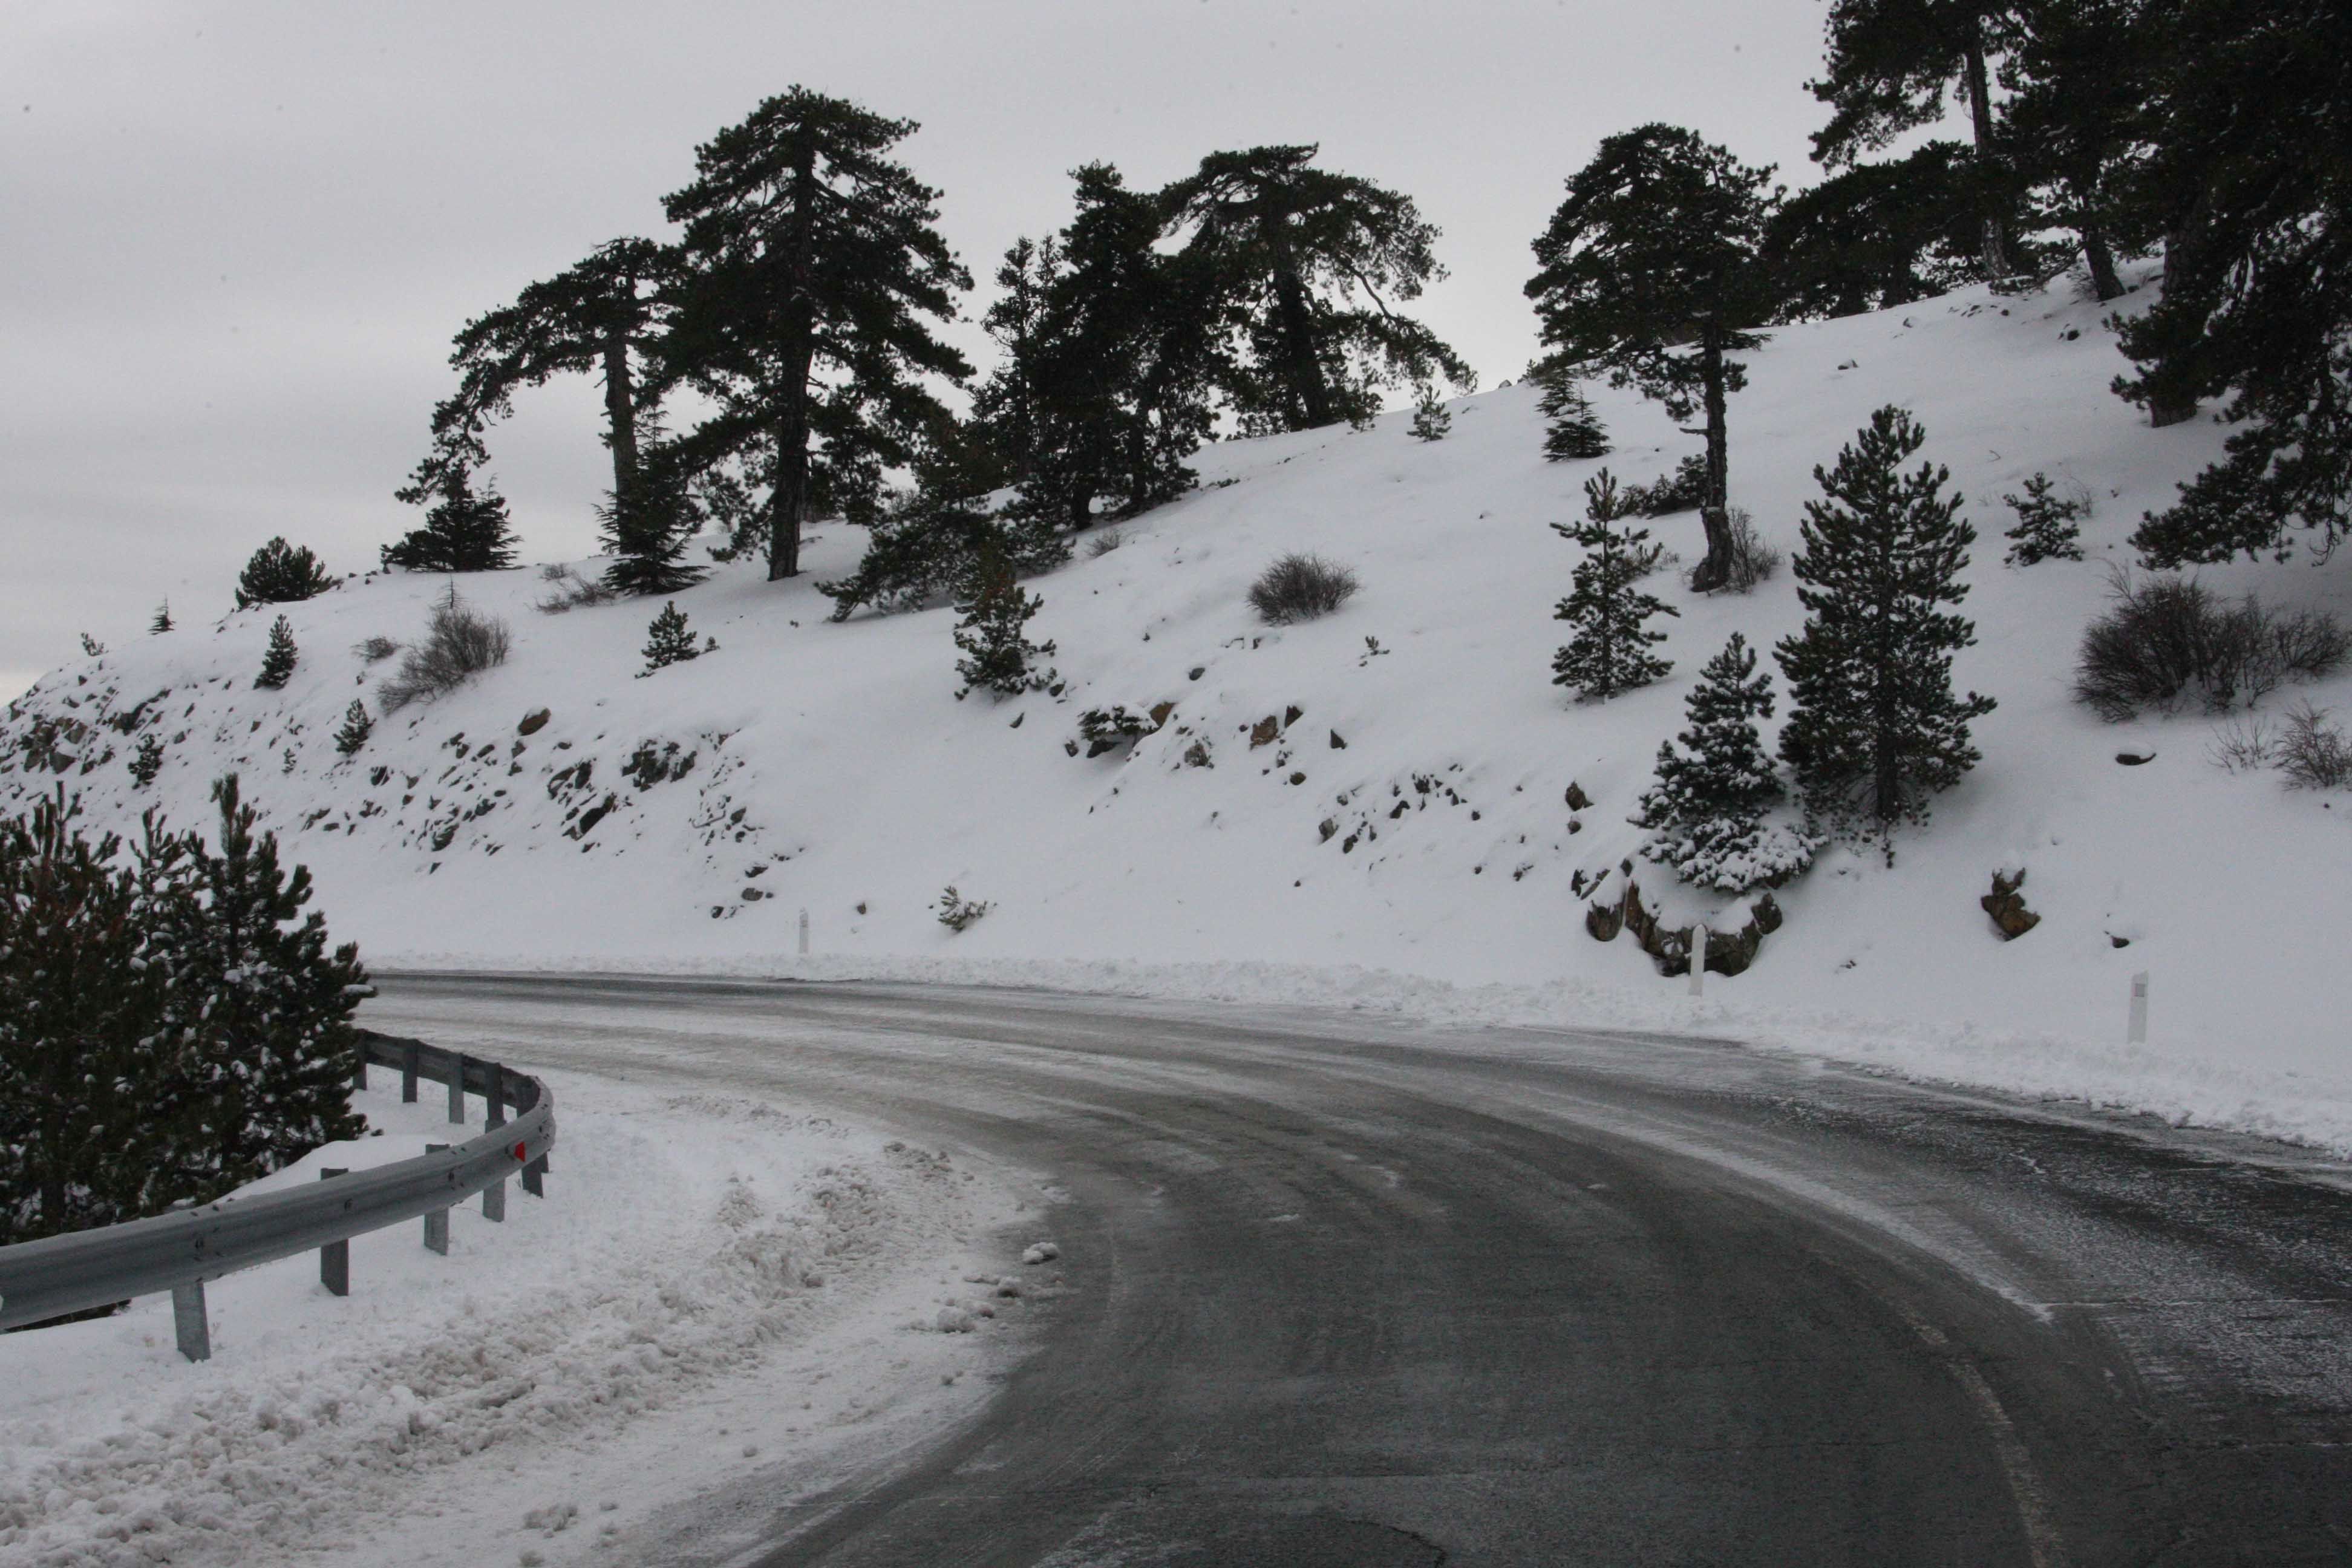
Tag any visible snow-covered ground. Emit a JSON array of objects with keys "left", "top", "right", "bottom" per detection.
[
  {"left": 0, "top": 1070, "right": 1044, "bottom": 1568},
  {"left": 8, "top": 258, "right": 2352, "bottom": 1153}
]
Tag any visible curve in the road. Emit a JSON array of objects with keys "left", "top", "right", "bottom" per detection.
[{"left": 365, "top": 975, "right": 2352, "bottom": 1567}]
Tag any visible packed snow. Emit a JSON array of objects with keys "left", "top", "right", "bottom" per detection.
[
  {"left": 0, "top": 1070, "right": 1039, "bottom": 1568},
  {"left": 8, "top": 260, "right": 2352, "bottom": 1152}
]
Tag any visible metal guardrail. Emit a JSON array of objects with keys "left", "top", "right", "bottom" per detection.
[{"left": 0, "top": 1029, "right": 557, "bottom": 1358}]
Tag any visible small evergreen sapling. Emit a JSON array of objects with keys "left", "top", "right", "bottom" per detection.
[
  {"left": 79, "top": 633, "right": 105, "bottom": 658},
  {"left": 2002, "top": 472, "right": 2087, "bottom": 566},
  {"left": 255, "top": 615, "right": 298, "bottom": 690},
  {"left": 1552, "top": 469, "right": 1678, "bottom": 700},
  {"left": 1538, "top": 371, "right": 1609, "bottom": 461},
  {"left": 1636, "top": 633, "right": 1817, "bottom": 893},
  {"left": 1777, "top": 406, "right": 1996, "bottom": 836},
  {"left": 129, "top": 732, "right": 165, "bottom": 787},
  {"left": 149, "top": 600, "right": 173, "bottom": 634},
  {"left": 1408, "top": 384, "right": 1452, "bottom": 442},
  {"left": 235, "top": 537, "right": 335, "bottom": 608},
  {"left": 381, "top": 470, "right": 520, "bottom": 573},
  {"left": 335, "top": 699, "right": 373, "bottom": 756},
  {"left": 639, "top": 601, "right": 702, "bottom": 675},
  {"left": 953, "top": 555, "right": 1057, "bottom": 699}
]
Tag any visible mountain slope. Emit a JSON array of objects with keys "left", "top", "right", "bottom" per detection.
[{"left": 11, "top": 262, "right": 2352, "bottom": 1148}]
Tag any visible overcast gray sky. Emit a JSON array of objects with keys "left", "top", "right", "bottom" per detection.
[{"left": 1, "top": 0, "right": 1839, "bottom": 699}]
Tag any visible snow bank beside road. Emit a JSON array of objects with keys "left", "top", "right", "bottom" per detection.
[{"left": 0, "top": 1071, "right": 1031, "bottom": 1568}]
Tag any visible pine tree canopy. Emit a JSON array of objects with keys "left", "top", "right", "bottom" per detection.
[
  {"left": 1762, "top": 142, "right": 1981, "bottom": 321},
  {"left": 235, "top": 538, "right": 335, "bottom": 609},
  {"left": 660, "top": 87, "right": 973, "bottom": 581},
  {"left": 382, "top": 470, "right": 520, "bottom": 573},
  {"left": 0, "top": 780, "right": 367, "bottom": 1246},
  {"left": 1163, "top": 144, "right": 1473, "bottom": 433},
  {"left": 1527, "top": 124, "right": 1776, "bottom": 590},
  {"left": 400, "top": 237, "right": 674, "bottom": 509},
  {"left": 1777, "top": 405, "right": 1996, "bottom": 831},
  {"left": 2115, "top": 0, "right": 2352, "bottom": 567}
]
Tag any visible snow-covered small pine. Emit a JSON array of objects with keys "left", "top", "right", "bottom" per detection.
[
  {"left": 80, "top": 632, "right": 105, "bottom": 658},
  {"left": 254, "top": 615, "right": 298, "bottom": 690},
  {"left": 1551, "top": 468, "right": 1677, "bottom": 701},
  {"left": 1635, "top": 632, "right": 1817, "bottom": 893},
  {"left": 128, "top": 731, "right": 165, "bottom": 787},
  {"left": 1408, "top": 384, "right": 1451, "bottom": 442},
  {"left": 1538, "top": 370, "right": 1609, "bottom": 461},
  {"left": 334, "top": 699, "right": 373, "bottom": 757},
  {"left": 953, "top": 555, "right": 1056, "bottom": 699},
  {"left": 2002, "top": 472, "right": 2087, "bottom": 566},
  {"left": 149, "top": 599, "right": 173, "bottom": 635},
  {"left": 639, "top": 601, "right": 701, "bottom": 676}
]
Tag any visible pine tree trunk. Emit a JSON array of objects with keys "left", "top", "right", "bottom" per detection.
[
  {"left": 1271, "top": 253, "right": 1334, "bottom": 430},
  {"left": 1691, "top": 325, "right": 1734, "bottom": 593},
  {"left": 769, "top": 140, "right": 820, "bottom": 581},
  {"left": 2081, "top": 221, "right": 2124, "bottom": 304},
  {"left": 1963, "top": 31, "right": 2016, "bottom": 282},
  {"left": 2146, "top": 227, "right": 2201, "bottom": 428},
  {"left": 601, "top": 327, "right": 639, "bottom": 498}
]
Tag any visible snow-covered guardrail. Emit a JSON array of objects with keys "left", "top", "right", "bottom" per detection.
[{"left": 0, "top": 1029, "right": 555, "bottom": 1359}]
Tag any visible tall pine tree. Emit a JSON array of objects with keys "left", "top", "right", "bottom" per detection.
[
  {"left": 1552, "top": 469, "right": 1678, "bottom": 700},
  {"left": 1163, "top": 145, "right": 1472, "bottom": 433},
  {"left": 1636, "top": 633, "right": 1817, "bottom": 893},
  {"left": 660, "top": 88, "right": 973, "bottom": 580},
  {"left": 1527, "top": 126, "right": 1778, "bottom": 590},
  {"left": 1777, "top": 407, "right": 1995, "bottom": 834}
]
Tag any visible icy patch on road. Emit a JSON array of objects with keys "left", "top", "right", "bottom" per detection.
[{"left": 0, "top": 1074, "right": 1025, "bottom": 1568}]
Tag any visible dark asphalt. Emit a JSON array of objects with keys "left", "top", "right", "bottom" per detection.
[{"left": 365, "top": 973, "right": 2352, "bottom": 1567}]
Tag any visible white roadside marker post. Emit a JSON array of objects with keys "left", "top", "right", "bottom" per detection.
[
  {"left": 799, "top": 907, "right": 811, "bottom": 956},
  {"left": 2128, "top": 971, "right": 2149, "bottom": 1044},
  {"left": 1689, "top": 926, "right": 1708, "bottom": 998}
]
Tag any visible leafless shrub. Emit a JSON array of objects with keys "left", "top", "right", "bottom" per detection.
[
  {"left": 2206, "top": 714, "right": 2276, "bottom": 774},
  {"left": 352, "top": 635, "right": 402, "bottom": 664},
  {"left": 2074, "top": 566, "right": 2348, "bottom": 720},
  {"left": 1086, "top": 528, "right": 1126, "bottom": 559},
  {"left": 536, "top": 564, "right": 616, "bottom": 615},
  {"left": 1713, "top": 508, "right": 1781, "bottom": 593},
  {"left": 1247, "top": 554, "right": 1360, "bottom": 625},
  {"left": 2277, "top": 702, "right": 2352, "bottom": 789},
  {"left": 378, "top": 587, "right": 511, "bottom": 712}
]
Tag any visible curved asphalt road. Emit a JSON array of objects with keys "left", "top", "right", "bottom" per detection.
[{"left": 366, "top": 973, "right": 2352, "bottom": 1567}]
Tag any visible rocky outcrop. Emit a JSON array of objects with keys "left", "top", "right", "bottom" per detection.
[
  {"left": 1982, "top": 868, "right": 2040, "bottom": 939},
  {"left": 1586, "top": 863, "right": 1783, "bottom": 976}
]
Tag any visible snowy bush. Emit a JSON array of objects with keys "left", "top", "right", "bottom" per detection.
[
  {"left": 352, "top": 633, "right": 402, "bottom": 663},
  {"left": 934, "top": 885, "right": 991, "bottom": 932},
  {"left": 1086, "top": 528, "right": 1126, "bottom": 558},
  {"left": 1247, "top": 554, "right": 1359, "bottom": 625},
  {"left": 1622, "top": 454, "right": 1707, "bottom": 517},
  {"left": 377, "top": 585, "right": 511, "bottom": 712},
  {"left": 2073, "top": 569, "right": 2348, "bottom": 720},
  {"left": 535, "top": 564, "right": 617, "bottom": 615},
  {"left": 2277, "top": 702, "right": 2352, "bottom": 789}
]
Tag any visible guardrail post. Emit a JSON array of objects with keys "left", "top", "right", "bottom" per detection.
[
  {"left": 521, "top": 1150, "right": 545, "bottom": 1198},
  {"left": 448, "top": 1054, "right": 469, "bottom": 1125},
  {"left": 486, "top": 1067, "right": 507, "bottom": 1130},
  {"left": 352, "top": 1052, "right": 367, "bottom": 1091},
  {"left": 171, "top": 1279, "right": 211, "bottom": 1362},
  {"left": 423, "top": 1145, "right": 451, "bottom": 1254},
  {"left": 401, "top": 1040, "right": 420, "bottom": 1103},
  {"left": 319, "top": 1169, "right": 350, "bottom": 1295}
]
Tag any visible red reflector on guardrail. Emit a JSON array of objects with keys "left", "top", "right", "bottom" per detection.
[{"left": 511, "top": 1142, "right": 528, "bottom": 1161}]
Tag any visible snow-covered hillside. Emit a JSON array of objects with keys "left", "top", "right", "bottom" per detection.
[{"left": 11, "top": 262, "right": 2352, "bottom": 1149}]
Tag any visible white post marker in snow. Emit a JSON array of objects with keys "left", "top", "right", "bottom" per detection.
[
  {"left": 799, "top": 907, "right": 811, "bottom": 957},
  {"left": 1689, "top": 926, "right": 1707, "bottom": 997},
  {"left": 2128, "top": 971, "right": 2149, "bottom": 1044}
]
